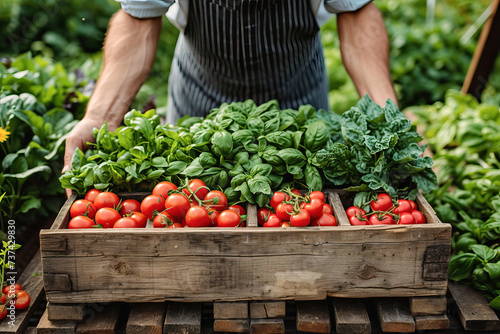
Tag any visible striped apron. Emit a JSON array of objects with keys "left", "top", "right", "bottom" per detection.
[{"left": 166, "top": 0, "right": 329, "bottom": 124}]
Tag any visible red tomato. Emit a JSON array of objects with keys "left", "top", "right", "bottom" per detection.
[
  {"left": 209, "top": 210, "right": 220, "bottom": 226},
  {"left": 141, "top": 195, "right": 166, "bottom": 220},
  {"left": 270, "top": 192, "right": 290, "bottom": 209},
  {"left": 301, "top": 198, "right": 323, "bottom": 219},
  {"left": 153, "top": 211, "right": 177, "bottom": 228},
  {"left": 393, "top": 199, "right": 412, "bottom": 215},
  {"left": 411, "top": 210, "right": 426, "bottom": 224},
  {"left": 70, "top": 199, "right": 96, "bottom": 219},
  {"left": 14, "top": 291, "right": 30, "bottom": 310},
  {"left": 168, "top": 223, "right": 184, "bottom": 228},
  {"left": 95, "top": 208, "right": 121, "bottom": 228},
  {"left": 130, "top": 212, "right": 147, "bottom": 228},
  {"left": 118, "top": 199, "right": 141, "bottom": 216},
  {"left": 182, "top": 179, "right": 209, "bottom": 200},
  {"left": 281, "top": 221, "right": 291, "bottom": 227},
  {"left": 370, "top": 193, "right": 393, "bottom": 212},
  {"left": 398, "top": 212, "right": 416, "bottom": 225},
  {"left": 369, "top": 214, "right": 396, "bottom": 225},
  {"left": 311, "top": 213, "right": 338, "bottom": 226},
  {"left": 164, "top": 193, "right": 191, "bottom": 218},
  {"left": 0, "top": 306, "right": 6, "bottom": 320},
  {"left": 263, "top": 214, "right": 282, "bottom": 227},
  {"left": 291, "top": 189, "right": 301, "bottom": 196},
  {"left": 204, "top": 190, "right": 228, "bottom": 211},
  {"left": 68, "top": 216, "right": 95, "bottom": 229},
  {"left": 322, "top": 203, "right": 334, "bottom": 215},
  {"left": 152, "top": 181, "right": 177, "bottom": 199},
  {"left": 408, "top": 200, "right": 418, "bottom": 210},
  {"left": 309, "top": 191, "right": 326, "bottom": 203},
  {"left": 290, "top": 209, "right": 310, "bottom": 227},
  {"left": 0, "top": 294, "right": 5, "bottom": 304},
  {"left": 228, "top": 205, "right": 245, "bottom": 216},
  {"left": 276, "top": 202, "right": 294, "bottom": 221},
  {"left": 257, "top": 208, "right": 271, "bottom": 226},
  {"left": 217, "top": 210, "right": 242, "bottom": 227},
  {"left": 113, "top": 217, "right": 139, "bottom": 228},
  {"left": 94, "top": 192, "right": 120, "bottom": 210},
  {"left": 349, "top": 215, "right": 369, "bottom": 226},
  {"left": 84, "top": 188, "right": 101, "bottom": 203},
  {"left": 345, "top": 206, "right": 366, "bottom": 218},
  {"left": 185, "top": 205, "right": 211, "bottom": 227},
  {"left": 2, "top": 284, "right": 21, "bottom": 295}
]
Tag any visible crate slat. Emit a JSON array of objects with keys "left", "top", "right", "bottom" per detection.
[
  {"left": 296, "top": 300, "right": 330, "bottom": 333},
  {"left": 213, "top": 301, "right": 248, "bottom": 319},
  {"left": 75, "top": 303, "right": 121, "bottom": 334},
  {"left": 250, "top": 301, "right": 286, "bottom": 319},
  {"left": 415, "top": 314, "right": 450, "bottom": 330},
  {"left": 126, "top": 303, "right": 165, "bottom": 334},
  {"left": 332, "top": 298, "right": 371, "bottom": 334},
  {"left": 213, "top": 319, "right": 249, "bottom": 332},
  {"left": 409, "top": 296, "right": 447, "bottom": 315},
  {"left": 47, "top": 303, "right": 86, "bottom": 322},
  {"left": 250, "top": 318, "right": 285, "bottom": 334},
  {"left": 375, "top": 299, "right": 415, "bottom": 333},
  {"left": 163, "top": 302, "right": 202, "bottom": 334},
  {"left": 37, "top": 309, "right": 77, "bottom": 334}
]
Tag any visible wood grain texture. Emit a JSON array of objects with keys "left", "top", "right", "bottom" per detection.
[
  {"left": 213, "top": 319, "right": 249, "bottom": 332},
  {"left": 250, "top": 301, "right": 286, "bottom": 319},
  {"left": 332, "top": 298, "right": 371, "bottom": 334},
  {"left": 246, "top": 203, "right": 258, "bottom": 227},
  {"left": 126, "top": 303, "right": 166, "bottom": 334},
  {"left": 449, "top": 282, "right": 500, "bottom": 331},
  {"left": 375, "top": 299, "right": 415, "bottom": 333},
  {"left": 37, "top": 309, "right": 77, "bottom": 334},
  {"left": 76, "top": 303, "right": 121, "bottom": 334},
  {"left": 296, "top": 300, "right": 330, "bottom": 333},
  {"left": 47, "top": 302, "right": 85, "bottom": 321},
  {"left": 213, "top": 301, "right": 248, "bottom": 319},
  {"left": 409, "top": 296, "right": 447, "bottom": 315},
  {"left": 250, "top": 318, "right": 285, "bottom": 334},
  {"left": 327, "top": 191, "right": 350, "bottom": 226},
  {"left": 415, "top": 314, "right": 450, "bottom": 330},
  {"left": 164, "top": 302, "right": 202, "bottom": 334}
]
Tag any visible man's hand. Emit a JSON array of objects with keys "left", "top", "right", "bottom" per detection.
[{"left": 337, "top": 2, "right": 398, "bottom": 106}]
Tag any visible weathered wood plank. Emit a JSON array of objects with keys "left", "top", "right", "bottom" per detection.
[
  {"left": 375, "top": 299, "right": 415, "bottom": 333},
  {"left": 332, "top": 298, "right": 371, "bottom": 334},
  {"left": 250, "top": 301, "right": 286, "bottom": 319},
  {"left": 44, "top": 273, "right": 71, "bottom": 292},
  {"left": 47, "top": 303, "right": 86, "bottom": 322},
  {"left": 0, "top": 252, "right": 45, "bottom": 334},
  {"left": 250, "top": 318, "right": 285, "bottom": 334},
  {"left": 415, "top": 314, "right": 450, "bottom": 330},
  {"left": 449, "top": 282, "right": 500, "bottom": 331},
  {"left": 76, "top": 303, "right": 121, "bottom": 334},
  {"left": 246, "top": 203, "right": 258, "bottom": 227},
  {"left": 296, "top": 300, "right": 330, "bottom": 333},
  {"left": 163, "top": 302, "right": 202, "bottom": 334},
  {"left": 37, "top": 309, "right": 77, "bottom": 334},
  {"left": 409, "top": 296, "right": 447, "bottom": 315},
  {"left": 327, "top": 191, "right": 350, "bottom": 226},
  {"left": 126, "top": 303, "right": 165, "bottom": 334},
  {"left": 213, "top": 301, "right": 248, "bottom": 319},
  {"left": 213, "top": 319, "right": 249, "bottom": 333},
  {"left": 50, "top": 194, "right": 77, "bottom": 230}
]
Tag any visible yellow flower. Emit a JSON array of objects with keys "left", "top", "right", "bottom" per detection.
[{"left": 0, "top": 126, "right": 10, "bottom": 143}]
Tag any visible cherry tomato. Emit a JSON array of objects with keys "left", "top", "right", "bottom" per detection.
[
  {"left": 204, "top": 190, "right": 228, "bottom": 211},
  {"left": 281, "top": 221, "right": 291, "bottom": 227},
  {"left": 408, "top": 200, "right": 418, "bottom": 210},
  {"left": 118, "top": 199, "right": 141, "bottom": 216},
  {"left": 141, "top": 195, "right": 166, "bottom": 220},
  {"left": 369, "top": 214, "right": 396, "bottom": 225},
  {"left": 152, "top": 181, "right": 178, "bottom": 199},
  {"left": 185, "top": 205, "right": 211, "bottom": 227},
  {"left": 322, "top": 203, "right": 334, "bottom": 215},
  {"left": 263, "top": 214, "right": 282, "bottom": 227},
  {"left": 94, "top": 192, "right": 120, "bottom": 210},
  {"left": 209, "top": 210, "right": 220, "bottom": 226},
  {"left": 309, "top": 191, "right": 325, "bottom": 203},
  {"left": 276, "top": 202, "right": 293, "bottom": 221},
  {"left": 95, "top": 208, "right": 121, "bottom": 228},
  {"left": 301, "top": 198, "right": 323, "bottom": 219},
  {"left": 0, "top": 294, "right": 5, "bottom": 304},
  {"left": 228, "top": 205, "right": 245, "bottom": 216},
  {"left": 291, "top": 189, "right": 301, "bottom": 196},
  {"left": 153, "top": 211, "right": 177, "bottom": 228},
  {"left": 349, "top": 215, "right": 369, "bottom": 226},
  {"left": 130, "top": 212, "right": 147, "bottom": 228},
  {"left": 290, "top": 209, "right": 310, "bottom": 227},
  {"left": 68, "top": 216, "right": 94, "bottom": 229},
  {"left": 70, "top": 199, "right": 96, "bottom": 219},
  {"left": 113, "top": 217, "right": 139, "bottom": 228},
  {"left": 84, "top": 188, "right": 101, "bottom": 203},
  {"left": 168, "top": 223, "right": 184, "bottom": 228},
  {"left": 0, "top": 306, "right": 6, "bottom": 320},
  {"left": 14, "top": 291, "right": 30, "bottom": 310},
  {"left": 345, "top": 206, "right": 366, "bottom": 218},
  {"left": 164, "top": 193, "right": 191, "bottom": 218},
  {"left": 398, "top": 212, "right": 416, "bottom": 225},
  {"left": 411, "top": 210, "right": 426, "bottom": 224},
  {"left": 393, "top": 199, "right": 412, "bottom": 215},
  {"left": 217, "top": 210, "right": 242, "bottom": 227},
  {"left": 270, "top": 192, "right": 290, "bottom": 209},
  {"left": 311, "top": 213, "right": 338, "bottom": 226},
  {"left": 370, "top": 193, "right": 393, "bottom": 212},
  {"left": 2, "top": 284, "right": 21, "bottom": 295},
  {"left": 182, "top": 179, "right": 209, "bottom": 200},
  {"left": 257, "top": 208, "right": 271, "bottom": 226}
]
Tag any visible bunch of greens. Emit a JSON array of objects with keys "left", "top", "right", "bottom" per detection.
[{"left": 315, "top": 95, "right": 437, "bottom": 205}]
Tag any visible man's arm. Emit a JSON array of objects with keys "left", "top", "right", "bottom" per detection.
[
  {"left": 63, "top": 9, "right": 162, "bottom": 174},
  {"left": 337, "top": 2, "right": 398, "bottom": 106}
]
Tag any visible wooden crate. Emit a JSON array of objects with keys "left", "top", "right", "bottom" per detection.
[{"left": 40, "top": 191, "right": 451, "bottom": 304}]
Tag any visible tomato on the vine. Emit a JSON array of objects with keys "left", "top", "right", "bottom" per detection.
[
  {"left": 270, "top": 192, "right": 290, "bottom": 209},
  {"left": 291, "top": 189, "right": 301, "bottom": 196},
  {"left": 281, "top": 221, "right": 291, "bottom": 227},
  {"left": 204, "top": 190, "right": 228, "bottom": 211},
  {"left": 182, "top": 179, "right": 209, "bottom": 200},
  {"left": 14, "top": 291, "right": 30, "bottom": 310},
  {"left": 94, "top": 192, "right": 120, "bottom": 210},
  {"left": 185, "top": 205, "right": 211, "bottom": 227},
  {"left": 257, "top": 208, "right": 271, "bottom": 226},
  {"left": 113, "top": 217, "right": 139, "bottom": 228},
  {"left": 393, "top": 199, "right": 412, "bottom": 215},
  {"left": 370, "top": 193, "right": 393, "bottom": 212},
  {"left": 322, "top": 203, "right": 334, "bottom": 215},
  {"left": 119, "top": 199, "right": 141, "bottom": 216},
  {"left": 301, "top": 198, "right": 323, "bottom": 219},
  {"left": 228, "top": 205, "right": 245, "bottom": 216},
  {"left": 263, "top": 214, "right": 282, "bottom": 227},
  {"left": 84, "top": 188, "right": 101, "bottom": 203},
  {"left": 217, "top": 210, "right": 242, "bottom": 227},
  {"left": 411, "top": 210, "right": 426, "bottom": 224},
  {"left": 164, "top": 193, "right": 191, "bottom": 218},
  {"left": 209, "top": 210, "right": 220, "bottom": 226},
  {"left": 349, "top": 215, "right": 368, "bottom": 226},
  {"left": 369, "top": 214, "right": 396, "bottom": 225},
  {"left": 276, "top": 202, "right": 293, "bottom": 221},
  {"left": 68, "top": 216, "right": 95, "bottom": 229},
  {"left": 70, "top": 200, "right": 96, "bottom": 219},
  {"left": 309, "top": 191, "right": 325, "bottom": 203},
  {"left": 311, "top": 213, "right": 337, "bottom": 226},
  {"left": 408, "top": 200, "right": 418, "bottom": 211},
  {"left": 0, "top": 305, "right": 7, "bottom": 320},
  {"left": 168, "top": 223, "right": 184, "bottom": 228},
  {"left": 130, "top": 212, "right": 147, "bottom": 228},
  {"left": 141, "top": 195, "right": 166, "bottom": 220},
  {"left": 152, "top": 181, "right": 177, "bottom": 199},
  {"left": 2, "top": 284, "right": 21, "bottom": 295},
  {"left": 345, "top": 206, "right": 366, "bottom": 218},
  {"left": 153, "top": 211, "right": 177, "bottom": 228},
  {"left": 290, "top": 209, "right": 310, "bottom": 227},
  {"left": 398, "top": 212, "right": 416, "bottom": 225},
  {"left": 95, "top": 208, "right": 121, "bottom": 228}
]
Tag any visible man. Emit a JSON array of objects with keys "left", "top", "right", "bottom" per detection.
[{"left": 63, "top": 0, "right": 397, "bottom": 175}]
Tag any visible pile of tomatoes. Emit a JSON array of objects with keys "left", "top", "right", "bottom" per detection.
[
  {"left": 68, "top": 179, "right": 245, "bottom": 229},
  {"left": 258, "top": 189, "right": 337, "bottom": 227},
  {"left": 0, "top": 283, "right": 31, "bottom": 320},
  {"left": 346, "top": 193, "right": 427, "bottom": 225}
]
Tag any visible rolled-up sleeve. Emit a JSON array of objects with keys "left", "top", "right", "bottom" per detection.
[
  {"left": 116, "top": 0, "right": 174, "bottom": 18},
  {"left": 324, "top": 0, "right": 372, "bottom": 13}
]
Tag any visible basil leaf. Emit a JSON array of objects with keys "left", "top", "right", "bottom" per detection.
[
  {"left": 305, "top": 164, "right": 323, "bottom": 191},
  {"left": 305, "top": 121, "right": 329, "bottom": 152}
]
